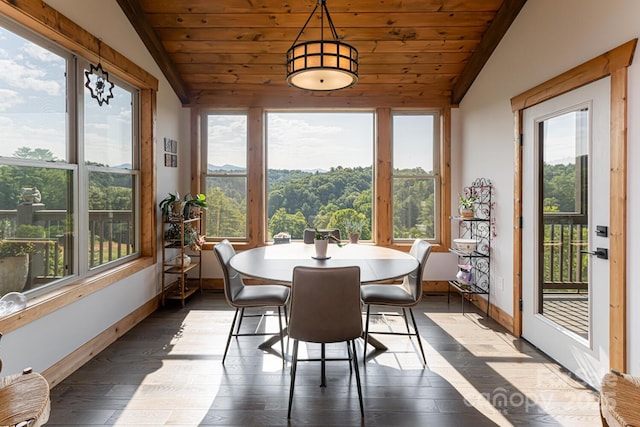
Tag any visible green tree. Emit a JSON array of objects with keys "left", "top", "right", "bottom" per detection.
[
  {"left": 327, "top": 208, "right": 371, "bottom": 240},
  {"left": 14, "top": 147, "right": 57, "bottom": 161},
  {"left": 268, "top": 208, "right": 307, "bottom": 239},
  {"left": 206, "top": 187, "right": 245, "bottom": 237},
  {"left": 543, "top": 162, "right": 577, "bottom": 213}
]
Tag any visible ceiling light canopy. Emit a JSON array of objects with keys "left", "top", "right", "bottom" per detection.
[{"left": 286, "top": 0, "right": 358, "bottom": 91}]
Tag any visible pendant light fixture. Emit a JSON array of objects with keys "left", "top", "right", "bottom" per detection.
[{"left": 286, "top": 0, "right": 358, "bottom": 91}]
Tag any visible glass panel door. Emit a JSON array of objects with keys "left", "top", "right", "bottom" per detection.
[
  {"left": 522, "top": 77, "right": 610, "bottom": 389},
  {"left": 539, "top": 109, "right": 589, "bottom": 338}
]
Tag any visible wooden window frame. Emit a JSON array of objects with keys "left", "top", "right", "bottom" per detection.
[
  {"left": 0, "top": 1, "right": 158, "bottom": 335},
  {"left": 199, "top": 107, "right": 451, "bottom": 253},
  {"left": 200, "top": 110, "right": 250, "bottom": 242},
  {"left": 389, "top": 110, "right": 442, "bottom": 244}
]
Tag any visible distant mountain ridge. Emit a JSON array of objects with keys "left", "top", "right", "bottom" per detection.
[
  {"left": 208, "top": 164, "right": 327, "bottom": 174},
  {"left": 208, "top": 164, "right": 245, "bottom": 172}
]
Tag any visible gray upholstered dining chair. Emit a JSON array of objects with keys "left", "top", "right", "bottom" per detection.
[
  {"left": 360, "top": 239, "right": 432, "bottom": 366},
  {"left": 287, "top": 266, "right": 364, "bottom": 419},
  {"left": 303, "top": 228, "right": 341, "bottom": 244},
  {"left": 213, "top": 239, "right": 290, "bottom": 365}
]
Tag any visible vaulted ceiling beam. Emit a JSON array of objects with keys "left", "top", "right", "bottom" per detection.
[
  {"left": 451, "top": 0, "right": 527, "bottom": 104},
  {"left": 116, "top": 0, "right": 190, "bottom": 103}
]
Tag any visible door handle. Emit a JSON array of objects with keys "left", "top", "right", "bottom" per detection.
[{"left": 580, "top": 248, "right": 608, "bottom": 260}]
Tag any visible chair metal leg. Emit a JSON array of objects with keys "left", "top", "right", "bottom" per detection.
[
  {"left": 287, "top": 340, "right": 299, "bottom": 419},
  {"left": 408, "top": 308, "right": 426, "bottom": 367},
  {"left": 222, "top": 308, "right": 240, "bottom": 365},
  {"left": 402, "top": 308, "right": 411, "bottom": 334},
  {"left": 278, "top": 306, "right": 285, "bottom": 367},
  {"left": 320, "top": 343, "right": 327, "bottom": 387},
  {"left": 235, "top": 307, "right": 245, "bottom": 336},
  {"left": 351, "top": 339, "right": 364, "bottom": 417},
  {"left": 363, "top": 304, "right": 371, "bottom": 362},
  {"left": 346, "top": 341, "right": 353, "bottom": 374},
  {"left": 284, "top": 305, "right": 289, "bottom": 348}
]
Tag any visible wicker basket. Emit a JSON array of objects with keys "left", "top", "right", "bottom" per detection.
[
  {"left": 601, "top": 369, "right": 640, "bottom": 427},
  {"left": 0, "top": 370, "right": 50, "bottom": 427}
]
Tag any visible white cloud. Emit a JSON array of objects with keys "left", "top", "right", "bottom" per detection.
[
  {"left": 0, "top": 88, "right": 24, "bottom": 111},
  {"left": 207, "top": 115, "right": 247, "bottom": 167},
  {"left": 0, "top": 58, "right": 62, "bottom": 96},
  {"left": 267, "top": 113, "right": 373, "bottom": 170},
  {"left": 0, "top": 114, "right": 66, "bottom": 159},
  {"left": 207, "top": 112, "right": 375, "bottom": 170},
  {"left": 87, "top": 123, "right": 110, "bottom": 131},
  {"left": 269, "top": 115, "right": 342, "bottom": 147},
  {"left": 23, "top": 43, "right": 60, "bottom": 62}
]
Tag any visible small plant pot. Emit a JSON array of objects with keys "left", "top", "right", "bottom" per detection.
[
  {"left": 459, "top": 207, "right": 474, "bottom": 218},
  {"left": 314, "top": 239, "right": 328, "bottom": 258},
  {"left": 348, "top": 232, "right": 360, "bottom": 244},
  {"left": 0, "top": 254, "right": 29, "bottom": 295},
  {"left": 170, "top": 201, "right": 183, "bottom": 220},
  {"left": 184, "top": 205, "right": 199, "bottom": 219}
]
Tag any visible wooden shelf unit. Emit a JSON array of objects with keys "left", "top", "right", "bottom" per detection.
[{"left": 161, "top": 216, "right": 202, "bottom": 307}]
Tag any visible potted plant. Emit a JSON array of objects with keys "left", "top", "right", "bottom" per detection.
[
  {"left": 344, "top": 217, "right": 366, "bottom": 244},
  {"left": 159, "top": 192, "right": 182, "bottom": 220},
  {"left": 0, "top": 240, "right": 36, "bottom": 296},
  {"left": 310, "top": 226, "right": 344, "bottom": 259},
  {"left": 185, "top": 225, "right": 206, "bottom": 251},
  {"left": 459, "top": 193, "right": 476, "bottom": 218},
  {"left": 183, "top": 193, "right": 208, "bottom": 219}
]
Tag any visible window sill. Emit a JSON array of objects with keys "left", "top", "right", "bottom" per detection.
[
  {"left": 0, "top": 257, "right": 154, "bottom": 334},
  {"left": 203, "top": 241, "right": 448, "bottom": 253}
]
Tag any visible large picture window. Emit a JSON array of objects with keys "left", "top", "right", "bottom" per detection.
[
  {"left": 202, "top": 109, "right": 445, "bottom": 248},
  {"left": 266, "top": 111, "right": 373, "bottom": 241},
  {"left": 0, "top": 21, "right": 139, "bottom": 298}
]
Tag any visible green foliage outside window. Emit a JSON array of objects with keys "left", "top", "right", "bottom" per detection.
[{"left": 207, "top": 164, "right": 439, "bottom": 242}]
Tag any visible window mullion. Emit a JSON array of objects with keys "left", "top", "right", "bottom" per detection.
[
  {"left": 76, "top": 59, "right": 89, "bottom": 276},
  {"left": 247, "top": 107, "right": 264, "bottom": 246},
  {"left": 376, "top": 107, "right": 393, "bottom": 245}
]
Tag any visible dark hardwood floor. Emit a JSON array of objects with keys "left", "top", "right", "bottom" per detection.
[{"left": 48, "top": 292, "right": 600, "bottom": 426}]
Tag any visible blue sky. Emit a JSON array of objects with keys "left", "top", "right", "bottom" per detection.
[
  {"left": 542, "top": 110, "right": 586, "bottom": 165},
  {"left": 0, "top": 26, "right": 132, "bottom": 167},
  {"left": 208, "top": 112, "right": 436, "bottom": 171},
  {"left": 2, "top": 23, "right": 577, "bottom": 172}
]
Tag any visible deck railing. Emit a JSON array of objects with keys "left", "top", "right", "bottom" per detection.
[
  {"left": 542, "top": 214, "right": 588, "bottom": 292},
  {"left": 0, "top": 209, "right": 134, "bottom": 285},
  {"left": 2, "top": 209, "right": 585, "bottom": 292}
]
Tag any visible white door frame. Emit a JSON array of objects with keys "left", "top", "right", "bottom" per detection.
[
  {"left": 510, "top": 39, "right": 636, "bottom": 372},
  {"left": 521, "top": 78, "right": 610, "bottom": 389}
]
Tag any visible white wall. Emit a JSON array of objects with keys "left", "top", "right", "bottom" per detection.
[
  {"left": 2, "top": 1, "right": 188, "bottom": 374},
  {"left": 458, "top": 0, "right": 640, "bottom": 374}
]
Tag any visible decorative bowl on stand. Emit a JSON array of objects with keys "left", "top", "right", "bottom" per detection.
[{"left": 453, "top": 238, "right": 478, "bottom": 254}]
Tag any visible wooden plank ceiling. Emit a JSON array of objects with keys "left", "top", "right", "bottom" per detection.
[{"left": 117, "top": 0, "right": 526, "bottom": 108}]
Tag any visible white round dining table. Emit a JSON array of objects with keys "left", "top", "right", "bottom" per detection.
[
  {"left": 229, "top": 242, "right": 418, "bottom": 284},
  {"left": 229, "top": 242, "right": 419, "bottom": 355}
]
